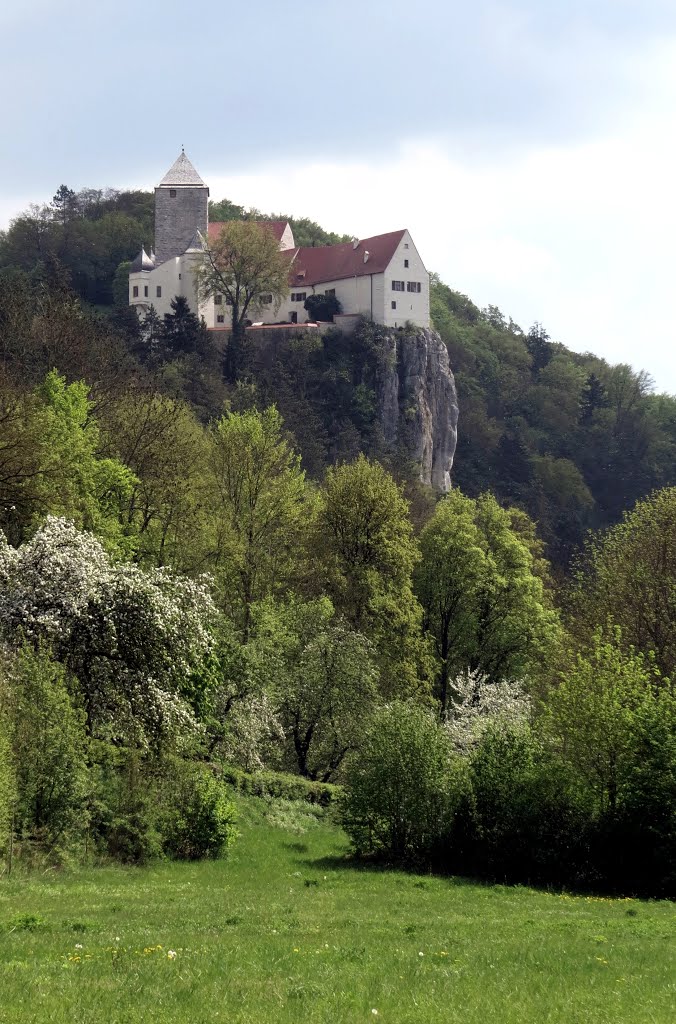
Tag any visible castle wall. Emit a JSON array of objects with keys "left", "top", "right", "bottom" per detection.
[{"left": 154, "top": 186, "right": 208, "bottom": 264}]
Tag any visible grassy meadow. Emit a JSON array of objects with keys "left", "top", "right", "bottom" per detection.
[{"left": 0, "top": 796, "right": 674, "bottom": 1024}]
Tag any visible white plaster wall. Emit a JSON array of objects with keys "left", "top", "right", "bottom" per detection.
[{"left": 381, "top": 230, "right": 430, "bottom": 328}]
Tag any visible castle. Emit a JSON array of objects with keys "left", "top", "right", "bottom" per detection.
[{"left": 129, "top": 151, "right": 430, "bottom": 331}]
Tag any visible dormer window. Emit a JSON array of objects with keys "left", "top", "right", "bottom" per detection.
[{"left": 170, "top": 189, "right": 177, "bottom": 198}]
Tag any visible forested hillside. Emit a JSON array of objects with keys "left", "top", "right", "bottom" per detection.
[
  {"left": 2, "top": 184, "right": 674, "bottom": 569},
  {"left": 1, "top": 184, "right": 675, "bottom": 897}
]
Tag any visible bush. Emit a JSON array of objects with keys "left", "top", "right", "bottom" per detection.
[
  {"left": 340, "top": 701, "right": 467, "bottom": 864},
  {"left": 220, "top": 764, "right": 339, "bottom": 806},
  {"left": 155, "top": 757, "right": 238, "bottom": 860},
  {"left": 6, "top": 644, "right": 89, "bottom": 852},
  {"left": 454, "top": 725, "right": 593, "bottom": 886},
  {"left": 90, "top": 746, "right": 238, "bottom": 864},
  {"left": 0, "top": 703, "right": 15, "bottom": 856}
]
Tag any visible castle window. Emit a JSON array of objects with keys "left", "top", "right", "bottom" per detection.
[
  {"left": 214, "top": 294, "right": 222, "bottom": 305},
  {"left": 170, "top": 189, "right": 177, "bottom": 198},
  {"left": 325, "top": 288, "right": 336, "bottom": 296},
  {"left": 404, "top": 243, "right": 409, "bottom": 249},
  {"left": 407, "top": 281, "right": 422, "bottom": 293},
  {"left": 156, "top": 286, "right": 162, "bottom": 298},
  {"left": 144, "top": 285, "right": 149, "bottom": 297},
  {"left": 217, "top": 314, "right": 225, "bottom": 323},
  {"left": 291, "top": 292, "right": 307, "bottom": 302},
  {"left": 391, "top": 301, "right": 397, "bottom": 309},
  {"left": 391, "top": 280, "right": 405, "bottom": 291},
  {"left": 133, "top": 286, "right": 138, "bottom": 298},
  {"left": 259, "top": 293, "right": 273, "bottom": 304},
  {"left": 178, "top": 273, "right": 182, "bottom": 280},
  {"left": 404, "top": 259, "right": 409, "bottom": 268}
]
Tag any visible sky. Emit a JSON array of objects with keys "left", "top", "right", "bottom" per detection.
[{"left": 2, "top": 0, "right": 676, "bottom": 392}]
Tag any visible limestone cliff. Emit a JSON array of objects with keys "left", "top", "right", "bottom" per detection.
[{"left": 378, "top": 327, "right": 459, "bottom": 492}]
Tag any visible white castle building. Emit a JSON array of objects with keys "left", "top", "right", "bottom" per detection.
[{"left": 129, "top": 151, "right": 430, "bottom": 330}]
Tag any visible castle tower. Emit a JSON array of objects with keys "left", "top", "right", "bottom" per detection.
[{"left": 154, "top": 150, "right": 209, "bottom": 265}]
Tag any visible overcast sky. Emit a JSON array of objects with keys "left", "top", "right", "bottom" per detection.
[{"left": 2, "top": 0, "right": 676, "bottom": 392}]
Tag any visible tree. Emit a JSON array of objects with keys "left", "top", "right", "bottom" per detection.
[
  {"left": 0, "top": 518, "right": 217, "bottom": 743},
  {"left": 570, "top": 487, "right": 676, "bottom": 677},
  {"left": 208, "top": 407, "right": 311, "bottom": 635},
  {"left": 51, "top": 185, "right": 78, "bottom": 226},
  {"left": 252, "top": 597, "right": 379, "bottom": 780},
  {"left": 314, "top": 455, "right": 431, "bottom": 695},
  {"left": 195, "top": 221, "right": 290, "bottom": 380},
  {"left": 304, "top": 292, "right": 342, "bottom": 322},
  {"left": 414, "top": 491, "right": 561, "bottom": 712},
  {"left": 546, "top": 627, "right": 666, "bottom": 814},
  {"left": 340, "top": 701, "right": 466, "bottom": 862},
  {"left": 3, "top": 644, "right": 89, "bottom": 849},
  {"left": 161, "top": 295, "right": 206, "bottom": 357}
]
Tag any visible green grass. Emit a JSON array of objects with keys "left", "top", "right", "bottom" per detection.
[{"left": 0, "top": 795, "right": 674, "bottom": 1024}]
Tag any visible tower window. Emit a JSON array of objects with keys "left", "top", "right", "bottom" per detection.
[
  {"left": 133, "top": 286, "right": 138, "bottom": 298},
  {"left": 144, "top": 285, "right": 148, "bottom": 297},
  {"left": 156, "top": 286, "right": 162, "bottom": 298},
  {"left": 391, "top": 301, "right": 397, "bottom": 309},
  {"left": 170, "top": 189, "right": 177, "bottom": 198}
]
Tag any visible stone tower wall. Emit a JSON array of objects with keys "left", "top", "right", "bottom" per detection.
[{"left": 154, "top": 186, "right": 208, "bottom": 264}]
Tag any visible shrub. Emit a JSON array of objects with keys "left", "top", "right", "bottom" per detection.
[
  {"left": 340, "top": 701, "right": 467, "bottom": 864},
  {"left": 5, "top": 644, "right": 89, "bottom": 852},
  {"left": 220, "top": 765, "right": 339, "bottom": 806},
  {"left": 155, "top": 757, "right": 238, "bottom": 860},
  {"left": 456, "top": 724, "right": 593, "bottom": 886},
  {"left": 90, "top": 746, "right": 238, "bottom": 864},
  {"left": 0, "top": 700, "right": 15, "bottom": 856}
]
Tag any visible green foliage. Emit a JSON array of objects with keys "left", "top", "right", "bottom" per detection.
[
  {"left": 431, "top": 278, "right": 676, "bottom": 568},
  {"left": 89, "top": 745, "right": 237, "bottom": 864},
  {"left": 220, "top": 764, "right": 339, "bottom": 805},
  {"left": 570, "top": 486, "right": 676, "bottom": 678},
  {"left": 315, "top": 455, "right": 432, "bottom": 695},
  {"left": 195, "top": 220, "right": 291, "bottom": 379},
  {"left": 252, "top": 597, "right": 380, "bottom": 780},
  {"left": 545, "top": 627, "right": 667, "bottom": 814},
  {"left": 457, "top": 725, "right": 592, "bottom": 886},
  {"left": 341, "top": 701, "right": 466, "bottom": 862},
  {"left": 415, "top": 490, "right": 561, "bottom": 709},
  {"left": 154, "top": 756, "right": 238, "bottom": 860},
  {"left": 0, "top": 682, "right": 16, "bottom": 854},
  {"left": 4, "top": 644, "right": 89, "bottom": 851},
  {"left": 304, "top": 292, "right": 342, "bottom": 322},
  {"left": 209, "top": 407, "right": 311, "bottom": 633}
]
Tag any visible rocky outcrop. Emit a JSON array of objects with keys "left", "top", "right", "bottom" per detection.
[{"left": 378, "top": 328, "right": 458, "bottom": 491}]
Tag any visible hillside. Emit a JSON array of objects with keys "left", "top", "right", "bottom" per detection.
[{"left": 2, "top": 185, "right": 676, "bottom": 568}]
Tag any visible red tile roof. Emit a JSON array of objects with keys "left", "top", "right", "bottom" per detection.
[
  {"left": 208, "top": 219, "right": 290, "bottom": 243},
  {"left": 286, "top": 230, "right": 406, "bottom": 286}
]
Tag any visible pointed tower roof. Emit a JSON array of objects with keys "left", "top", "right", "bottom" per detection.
[
  {"left": 130, "top": 246, "right": 155, "bottom": 272},
  {"left": 159, "top": 149, "right": 205, "bottom": 187},
  {"left": 185, "top": 228, "right": 205, "bottom": 253}
]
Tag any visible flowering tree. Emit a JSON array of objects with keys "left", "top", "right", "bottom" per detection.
[
  {"left": 444, "top": 668, "right": 531, "bottom": 754},
  {"left": 0, "top": 517, "right": 217, "bottom": 744}
]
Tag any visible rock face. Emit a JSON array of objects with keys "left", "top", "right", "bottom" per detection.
[{"left": 378, "top": 327, "right": 459, "bottom": 491}]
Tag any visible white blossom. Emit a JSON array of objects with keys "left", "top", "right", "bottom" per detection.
[{"left": 444, "top": 667, "right": 531, "bottom": 753}]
